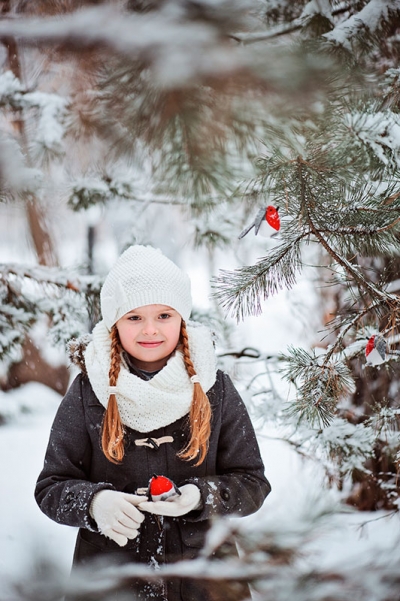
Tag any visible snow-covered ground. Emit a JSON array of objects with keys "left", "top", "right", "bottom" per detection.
[
  {"left": 0, "top": 384, "right": 77, "bottom": 583},
  {"left": 1, "top": 380, "right": 399, "bottom": 599},
  {"left": 1, "top": 212, "right": 399, "bottom": 597}
]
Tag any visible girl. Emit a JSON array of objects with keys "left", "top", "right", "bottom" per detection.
[{"left": 35, "top": 245, "right": 271, "bottom": 601}]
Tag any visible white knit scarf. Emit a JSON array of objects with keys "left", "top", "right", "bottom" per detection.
[{"left": 84, "top": 320, "right": 217, "bottom": 433}]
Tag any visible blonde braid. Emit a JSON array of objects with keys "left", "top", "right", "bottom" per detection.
[
  {"left": 101, "top": 325, "right": 125, "bottom": 463},
  {"left": 178, "top": 320, "right": 212, "bottom": 466}
]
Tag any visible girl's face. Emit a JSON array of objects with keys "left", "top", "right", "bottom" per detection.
[{"left": 116, "top": 304, "right": 182, "bottom": 371}]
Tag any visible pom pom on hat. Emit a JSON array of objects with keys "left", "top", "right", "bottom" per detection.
[{"left": 100, "top": 245, "right": 192, "bottom": 330}]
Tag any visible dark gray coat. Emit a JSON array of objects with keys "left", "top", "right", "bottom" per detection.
[{"left": 35, "top": 369, "right": 271, "bottom": 601}]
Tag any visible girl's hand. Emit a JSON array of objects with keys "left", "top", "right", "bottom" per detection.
[
  {"left": 138, "top": 484, "right": 202, "bottom": 517},
  {"left": 90, "top": 490, "right": 145, "bottom": 547}
]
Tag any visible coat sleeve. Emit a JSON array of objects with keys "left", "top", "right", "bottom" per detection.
[
  {"left": 34, "top": 374, "right": 114, "bottom": 531},
  {"left": 183, "top": 371, "right": 271, "bottom": 521}
]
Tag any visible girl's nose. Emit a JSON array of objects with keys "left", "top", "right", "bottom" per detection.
[{"left": 142, "top": 320, "right": 158, "bottom": 336}]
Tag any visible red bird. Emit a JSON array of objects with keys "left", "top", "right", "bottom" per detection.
[
  {"left": 148, "top": 474, "right": 181, "bottom": 502},
  {"left": 239, "top": 206, "right": 280, "bottom": 239},
  {"left": 365, "top": 334, "right": 386, "bottom": 366}
]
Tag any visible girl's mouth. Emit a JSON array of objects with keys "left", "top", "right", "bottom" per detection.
[{"left": 138, "top": 341, "right": 163, "bottom": 348}]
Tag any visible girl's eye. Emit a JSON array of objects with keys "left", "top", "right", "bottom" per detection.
[
  {"left": 128, "top": 315, "right": 140, "bottom": 321},
  {"left": 159, "top": 314, "right": 171, "bottom": 320}
]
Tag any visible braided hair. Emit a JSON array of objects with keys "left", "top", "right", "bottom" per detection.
[
  {"left": 101, "top": 325, "right": 124, "bottom": 463},
  {"left": 177, "top": 320, "right": 212, "bottom": 466},
  {"left": 101, "top": 320, "right": 212, "bottom": 466}
]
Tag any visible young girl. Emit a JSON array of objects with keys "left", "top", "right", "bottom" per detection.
[{"left": 35, "top": 245, "right": 271, "bottom": 601}]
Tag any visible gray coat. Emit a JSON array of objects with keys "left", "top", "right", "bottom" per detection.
[{"left": 35, "top": 369, "right": 271, "bottom": 601}]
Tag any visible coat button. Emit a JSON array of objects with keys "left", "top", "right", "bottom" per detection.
[{"left": 220, "top": 489, "right": 230, "bottom": 501}]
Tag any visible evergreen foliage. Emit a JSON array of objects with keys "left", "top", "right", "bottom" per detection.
[
  {"left": 8, "top": 494, "right": 400, "bottom": 601},
  {"left": 0, "top": 0, "right": 400, "bottom": 594},
  {"left": 0, "top": 264, "right": 101, "bottom": 371},
  {"left": 0, "top": 0, "right": 399, "bottom": 504}
]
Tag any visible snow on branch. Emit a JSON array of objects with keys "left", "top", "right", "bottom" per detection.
[
  {"left": 281, "top": 346, "right": 356, "bottom": 427},
  {"left": 212, "top": 235, "right": 305, "bottom": 321},
  {"left": 0, "top": 265, "right": 102, "bottom": 360},
  {"left": 12, "top": 497, "right": 400, "bottom": 601},
  {"left": 24, "top": 91, "right": 68, "bottom": 155},
  {"left": 344, "top": 109, "right": 400, "bottom": 168},
  {"left": 0, "top": 6, "right": 245, "bottom": 88},
  {"left": 324, "top": 0, "right": 400, "bottom": 51},
  {"left": 0, "top": 135, "right": 42, "bottom": 196},
  {"left": 68, "top": 174, "right": 188, "bottom": 211},
  {"left": 318, "top": 417, "right": 376, "bottom": 474},
  {"left": 0, "top": 70, "right": 68, "bottom": 155},
  {"left": 300, "top": 0, "right": 333, "bottom": 22},
  {"left": 0, "top": 263, "right": 101, "bottom": 292}
]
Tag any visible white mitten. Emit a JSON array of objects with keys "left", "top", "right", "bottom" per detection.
[
  {"left": 90, "top": 490, "right": 145, "bottom": 547},
  {"left": 138, "top": 484, "right": 202, "bottom": 517}
]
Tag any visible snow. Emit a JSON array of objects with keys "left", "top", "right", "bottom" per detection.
[
  {"left": 324, "top": 0, "right": 398, "bottom": 50},
  {"left": 0, "top": 136, "right": 43, "bottom": 194},
  {"left": 345, "top": 110, "right": 400, "bottom": 167},
  {"left": 0, "top": 383, "right": 77, "bottom": 587},
  {"left": 300, "top": 0, "right": 332, "bottom": 22},
  {"left": 0, "top": 265, "right": 399, "bottom": 597},
  {"left": 0, "top": 8, "right": 242, "bottom": 88},
  {"left": 1, "top": 385, "right": 398, "bottom": 597},
  {"left": 0, "top": 71, "right": 68, "bottom": 155},
  {"left": 24, "top": 90, "right": 68, "bottom": 153}
]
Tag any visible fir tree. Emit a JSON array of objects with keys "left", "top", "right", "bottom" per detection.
[
  {"left": 1, "top": 0, "right": 400, "bottom": 504},
  {"left": 212, "top": 0, "right": 400, "bottom": 511},
  {"left": 0, "top": 3, "right": 400, "bottom": 597}
]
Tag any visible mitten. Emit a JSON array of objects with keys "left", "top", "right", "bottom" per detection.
[
  {"left": 90, "top": 490, "right": 145, "bottom": 547},
  {"left": 138, "top": 484, "right": 202, "bottom": 517}
]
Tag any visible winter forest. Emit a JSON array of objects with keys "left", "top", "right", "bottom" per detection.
[{"left": 1, "top": 0, "right": 400, "bottom": 599}]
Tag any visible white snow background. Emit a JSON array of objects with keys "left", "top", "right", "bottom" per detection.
[{"left": 0, "top": 207, "right": 399, "bottom": 597}]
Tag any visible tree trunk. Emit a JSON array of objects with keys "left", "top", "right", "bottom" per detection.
[
  {"left": 2, "top": 31, "right": 69, "bottom": 393},
  {"left": 3, "top": 35, "right": 58, "bottom": 267}
]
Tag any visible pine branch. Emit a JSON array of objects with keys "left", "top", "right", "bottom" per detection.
[
  {"left": 231, "top": 3, "right": 355, "bottom": 44},
  {"left": 297, "top": 157, "right": 400, "bottom": 306},
  {"left": 13, "top": 494, "right": 400, "bottom": 601},
  {"left": 323, "top": 300, "right": 387, "bottom": 362},
  {"left": 0, "top": 265, "right": 101, "bottom": 360},
  {"left": 68, "top": 176, "right": 193, "bottom": 211},
  {"left": 212, "top": 234, "right": 306, "bottom": 321},
  {"left": 317, "top": 206, "right": 400, "bottom": 235},
  {"left": 281, "top": 346, "right": 356, "bottom": 427},
  {"left": 1, "top": 264, "right": 101, "bottom": 293}
]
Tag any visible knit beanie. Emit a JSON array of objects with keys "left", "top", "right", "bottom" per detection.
[{"left": 100, "top": 245, "right": 192, "bottom": 330}]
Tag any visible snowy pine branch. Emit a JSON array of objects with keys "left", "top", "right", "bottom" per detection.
[
  {"left": 213, "top": 235, "right": 305, "bottom": 321},
  {"left": 280, "top": 346, "right": 356, "bottom": 427},
  {"left": 0, "top": 265, "right": 101, "bottom": 360},
  {"left": 0, "top": 71, "right": 68, "bottom": 156},
  {"left": 10, "top": 497, "right": 400, "bottom": 601},
  {"left": 324, "top": 0, "right": 400, "bottom": 53},
  {"left": 0, "top": 135, "right": 43, "bottom": 197}
]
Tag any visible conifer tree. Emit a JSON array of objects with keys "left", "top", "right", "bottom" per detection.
[
  {"left": 1, "top": 0, "right": 400, "bottom": 503},
  {"left": 213, "top": 0, "right": 400, "bottom": 511},
  {"left": 1, "top": 1, "right": 400, "bottom": 599}
]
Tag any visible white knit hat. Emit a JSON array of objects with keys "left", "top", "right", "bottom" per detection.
[{"left": 100, "top": 245, "right": 192, "bottom": 330}]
